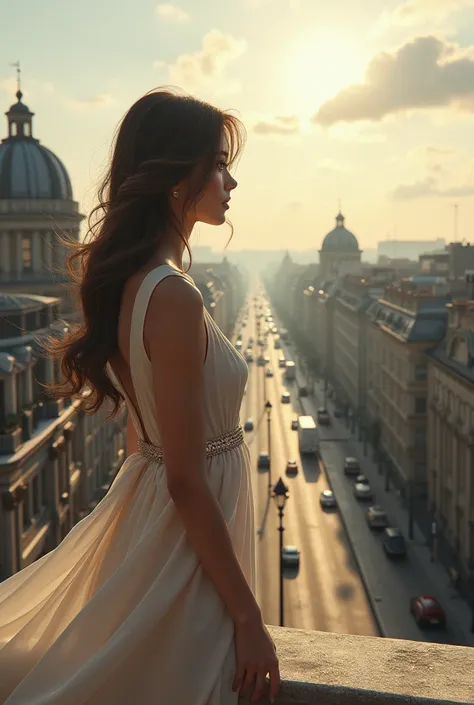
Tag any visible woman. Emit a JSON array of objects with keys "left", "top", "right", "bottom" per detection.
[{"left": 0, "top": 88, "right": 280, "bottom": 704}]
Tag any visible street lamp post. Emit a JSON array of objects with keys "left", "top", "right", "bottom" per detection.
[
  {"left": 265, "top": 400, "right": 272, "bottom": 492},
  {"left": 272, "top": 477, "right": 289, "bottom": 627}
]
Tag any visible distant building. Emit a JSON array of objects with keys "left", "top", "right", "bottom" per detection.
[
  {"left": 189, "top": 258, "right": 246, "bottom": 338},
  {"left": 427, "top": 299, "right": 474, "bottom": 586},
  {"left": 319, "top": 212, "right": 362, "bottom": 279},
  {"left": 0, "top": 88, "right": 84, "bottom": 315},
  {"left": 377, "top": 239, "right": 445, "bottom": 262},
  {"left": 420, "top": 242, "right": 474, "bottom": 280}
]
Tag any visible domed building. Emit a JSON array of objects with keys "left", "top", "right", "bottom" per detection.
[
  {"left": 319, "top": 212, "right": 362, "bottom": 278},
  {"left": 0, "top": 88, "right": 84, "bottom": 312}
]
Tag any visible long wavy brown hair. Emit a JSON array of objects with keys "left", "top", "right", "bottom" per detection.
[{"left": 43, "top": 87, "right": 245, "bottom": 418}]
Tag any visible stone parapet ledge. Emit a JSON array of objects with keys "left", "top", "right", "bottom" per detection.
[{"left": 240, "top": 627, "right": 473, "bottom": 705}]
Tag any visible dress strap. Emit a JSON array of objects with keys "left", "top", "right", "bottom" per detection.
[{"left": 128, "top": 265, "right": 189, "bottom": 445}]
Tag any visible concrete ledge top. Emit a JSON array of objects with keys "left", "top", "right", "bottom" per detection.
[{"left": 245, "top": 626, "right": 474, "bottom": 704}]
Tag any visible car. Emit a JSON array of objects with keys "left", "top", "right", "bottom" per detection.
[
  {"left": 343, "top": 457, "right": 360, "bottom": 476},
  {"left": 281, "top": 392, "right": 291, "bottom": 403},
  {"left": 410, "top": 595, "right": 446, "bottom": 628},
  {"left": 291, "top": 419, "right": 298, "bottom": 431},
  {"left": 278, "top": 357, "right": 286, "bottom": 368},
  {"left": 243, "top": 418, "right": 254, "bottom": 432},
  {"left": 257, "top": 452, "right": 270, "bottom": 469},
  {"left": 235, "top": 340, "right": 242, "bottom": 350},
  {"left": 316, "top": 407, "right": 331, "bottom": 426},
  {"left": 244, "top": 349, "right": 253, "bottom": 363},
  {"left": 257, "top": 339, "right": 264, "bottom": 346},
  {"left": 319, "top": 489, "right": 337, "bottom": 509},
  {"left": 264, "top": 356, "right": 270, "bottom": 364},
  {"left": 265, "top": 368, "right": 273, "bottom": 377},
  {"left": 248, "top": 336, "right": 254, "bottom": 344},
  {"left": 274, "top": 339, "right": 281, "bottom": 349},
  {"left": 354, "top": 482, "right": 373, "bottom": 501},
  {"left": 367, "top": 505, "right": 389, "bottom": 529},
  {"left": 281, "top": 546, "right": 300, "bottom": 568},
  {"left": 298, "top": 385, "right": 308, "bottom": 397},
  {"left": 257, "top": 356, "right": 266, "bottom": 366},
  {"left": 286, "top": 460, "right": 298, "bottom": 476},
  {"left": 382, "top": 527, "right": 407, "bottom": 557},
  {"left": 355, "top": 474, "right": 370, "bottom": 485}
]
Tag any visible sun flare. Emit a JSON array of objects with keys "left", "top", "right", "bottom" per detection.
[{"left": 284, "top": 33, "right": 368, "bottom": 117}]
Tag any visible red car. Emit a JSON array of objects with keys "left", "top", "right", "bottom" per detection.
[{"left": 410, "top": 595, "right": 446, "bottom": 629}]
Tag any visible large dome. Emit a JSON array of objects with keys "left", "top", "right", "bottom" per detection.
[
  {"left": 0, "top": 90, "right": 73, "bottom": 200},
  {"left": 321, "top": 212, "right": 359, "bottom": 252}
]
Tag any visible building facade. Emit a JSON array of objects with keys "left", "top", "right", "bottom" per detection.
[
  {"left": 365, "top": 282, "right": 448, "bottom": 514},
  {"left": 0, "top": 293, "right": 127, "bottom": 580},
  {"left": 427, "top": 301, "right": 474, "bottom": 584}
]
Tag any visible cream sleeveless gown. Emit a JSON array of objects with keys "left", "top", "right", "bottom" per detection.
[{"left": 0, "top": 265, "right": 256, "bottom": 705}]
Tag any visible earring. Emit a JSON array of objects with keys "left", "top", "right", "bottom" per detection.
[{"left": 172, "top": 190, "right": 179, "bottom": 198}]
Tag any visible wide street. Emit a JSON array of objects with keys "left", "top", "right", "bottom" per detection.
[{"left": 237, "top": 291, "right": 378, "bottom": 637}]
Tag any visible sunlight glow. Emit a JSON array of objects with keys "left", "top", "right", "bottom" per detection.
[{"left": 284, "top": 34, "right": 368, "bottom": 116}]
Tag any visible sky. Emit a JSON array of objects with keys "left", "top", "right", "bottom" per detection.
[{"left": 2, "top": 0, "right": 474, "bottom": 253}]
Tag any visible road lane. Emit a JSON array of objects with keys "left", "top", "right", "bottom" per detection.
[{"left": 237, "top": 296, "right": 377, "bottom": 636}]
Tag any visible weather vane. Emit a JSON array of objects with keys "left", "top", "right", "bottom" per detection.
[{"left": 9, "top": 60, "right": 21, "bottom": 92}]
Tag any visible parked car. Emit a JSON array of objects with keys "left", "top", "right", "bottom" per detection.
[
  {"left": 367, "top": 505, "right": 389, "bottom": 529},
  {"left": 285, "top": 460, "right": 298, "bottom": 476},
  {"left": 354, "top": 482, "right": 373, "bottom": 501},
  {"left": 410, "top": 595, "right": 446, "bottom": 628},
  {"left": 282, "top": 546, "right": 300, "bottom": 569},
  {"left": 316, "top": 407, "right": 331, "bottom": 426},
  {"left": 243, "top": 418, "right": 254, "bottom": 432},
  {"left": 382, "top": 527, "right": 407, "bottom": 557},
  {"left": 291, "top": 419, "right": 298, "bottom": 431},
  {"left": 281, "top": 392, "right": 291, "bottom": 403},
  {"left": 355, "top": 474, "right": 370, "bottom": 485},
  {"left": 319, "top": 489, "right": 337, "bottom": 509},
  {"left": 343, "top": 457, "right": 360, "bottom": 476},
  {"left": 257, "top": 452, "right": 270, "bottom": 469}
]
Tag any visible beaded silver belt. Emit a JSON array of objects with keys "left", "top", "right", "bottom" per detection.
[{"left": 137, "top": 425, "right": 244, "bottom": 465}]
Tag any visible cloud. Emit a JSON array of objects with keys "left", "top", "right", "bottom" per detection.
[
  {"left": 157, "top": 30, "right": 246, "bottom": 91},
  {"left": 391, "top": 176, "right": 474, "bottom": 200},
  {"left": 243, "top": 0, "right": 300, "bottom": 8},
  {"left": 156, "top": 3, "right": 190, "bottom": 22},
  {"left": 252, "top": 114, "right": 300, "bottom": 135},
  {"left": 65, "top": 93, "right": 115, "bottom": 110},
  {"left": 380, "top": 0, "right": 471, "bottom": 27},
  {"left": 313, "top": 35, "right": 474, "bottom": 125}
]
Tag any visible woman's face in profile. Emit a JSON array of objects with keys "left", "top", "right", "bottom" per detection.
[{"left": 194, "top": 136, "right": 238, "bottom": 227}]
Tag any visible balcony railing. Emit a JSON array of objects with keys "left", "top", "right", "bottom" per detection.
[{"left": 239, "top": 626, "right": 473, "bottom": 704}]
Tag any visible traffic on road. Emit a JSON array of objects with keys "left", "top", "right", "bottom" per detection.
[{"left": 234, "top": 286, "right": 469, "bottom": 646}]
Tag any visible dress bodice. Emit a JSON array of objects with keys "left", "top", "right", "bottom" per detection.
[{"left": 108, "top": 265, "right": 248, "bottom": 447}]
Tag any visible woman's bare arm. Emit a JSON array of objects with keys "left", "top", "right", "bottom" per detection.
[{"left": 145, "top": 276, "right": 261, "bottom": 626}]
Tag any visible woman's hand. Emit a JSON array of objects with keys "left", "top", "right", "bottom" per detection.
[{"left": 233, "top": 616, "right": 280, "bottom": 703}]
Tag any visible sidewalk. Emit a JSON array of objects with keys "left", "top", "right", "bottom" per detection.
[{"left": 311, "top": 375, "right": 474, "bottom": 647}]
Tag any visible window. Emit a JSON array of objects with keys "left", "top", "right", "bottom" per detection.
[
  {"left": 22, "top": 235, "right": 32, "bottom": 273},
  {"left": 414, "top": 363, "right": 427, "bottom": 381},
  {"left": 415, "top": 398, "right": 427, "bottom": 414},
  {"left": 414, "top": 428, "right": 426, "bottom": 447}
]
